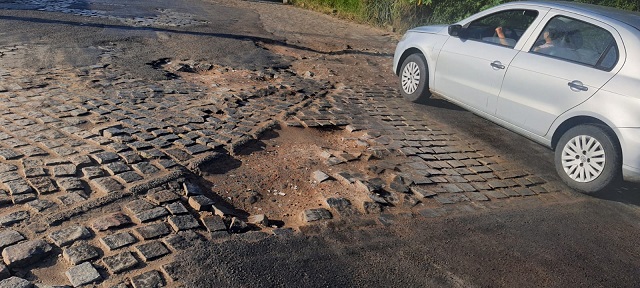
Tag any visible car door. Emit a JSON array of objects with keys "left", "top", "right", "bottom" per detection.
[
  {"left": 434, "top": 9, "right": 542, "bottom": 114},
  {"left": 495, "top": 11, "right": 623, "bottom": 136}
]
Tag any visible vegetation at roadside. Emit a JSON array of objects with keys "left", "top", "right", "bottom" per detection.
[{"left": 289, "top": 0, "right": 639, "bottom": 32}]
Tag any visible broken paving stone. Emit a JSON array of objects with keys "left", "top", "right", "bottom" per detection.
[
  {"left": 166, "top": 201, "right": 188, "bottom": 215},
  {"left": 188, "top": 195, "right": 214, "bottom": 211},
  {"left": 0, "top": 277, "right": 32, "bottom": 288},
  {"left": 48, "top": 226, "right": 91, "bottom": 247},
  {"left": 0, "top": 230, "right": 24, "bottom": 249},
  {"left": 363, "top": 201, "right": 382, "bottom": 214},
  {"left": 168, "top": 215, "right": 200, "bottom": 231},
  {"left": 202, "top": 215, "right": 227, "bottom": 232},
  {"left": 272, "top": 228, "right": 295, "bottom": 237},
  {"left": 229, "top": 217, "right": 248, "bottom": 233},
  {"left": 368, "top": 193, "right": 388, "bottom": 204},
  {"left": 402, "top": 194, "right": 420, "bottom": 207},
  {"left": 182, "top": 181, "right": 203, "bottom": 196},
  {"left": 2, "top": 239, "right": 53, "bottom": 267},
  {"left": 0, "top": 210, "right": 29, "bottom": 226},
  {"left": 410, "top": 186, "right": 437, "bottom": 198},
  {"left": 389, "top": 175, "right": 410, "bottom": 193},
  {"left": 135, "top": 241, "right": 170, "bottom": 261},
  {"left": 131, "top": 270, "right": 164, "bottom": 288},
  {"left": 66, "top": 262, "right": 101, "bottom": 287},
  {"left": 247, "top": 214, "right": 269, "bottom": 226},
  {"left": 133, "top": 207, "right": 169, "bottom": 223},
  {"left": 146, "top": 190, "right": 179, "bottom": 205},
  {"left": 333, "top": 171, "right": 355, "bottom": 185},
  {"left": 92, "top": 213, "right": 132, "bottom": 231},
  {"left": 100, "top": 232, "right": 137, "bottom": 251},
  {"left": 311, "top": 170, "right": 330, "bottom": 183},
  {"left": 326, "top": 197, "right": 357, "bottom": 216},
  {"left": 102, "top": 251, "right": 139, "bottom": 274},
  {"left": 135, "top": 223, "right": 171, "bottom": 239},
  {"left": 63, "top": 244, "right": 100, "bottom": 265},
  {"left": 302, "top": 208, "right": 333, "bottom": 223}
]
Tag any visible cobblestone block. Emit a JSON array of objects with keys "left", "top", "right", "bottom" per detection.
[
  {"left": 12, "top": 193, "right": 36, "bottom": 204},
  {"left": 5, "top": 180, "right": 33, "bottom": 195},
  {"left": 63, "top": 244, "right": 100, "bottom": 265},
  {"left": 482, "top": 190, "right": 508, "bottom": 199},
  {"left": 82, "top": 167, "right": 105, "bottom": 179},
  {"left": 132, "top": 162, "right": 160, "bottom": 175},
  {"left": 91, "top": 177, "right": 124, "bottom": 194},
  {"left": 135, "top": 223, "right": 170, "bottom": 240},
  {"left": 66, "top": 262, "right": 101, "bottom": 287},
  {"left": 131, "top": 270, "right": 164, "bottom": 288},
  {"left": 100, "top": 232, "right": 137, "bottom": 251},
  {"left": 0, "top": 191, "right": 10, "bottom": 206},
  {"left": 23, "top": 167, "right": 46, "bottom": 178},
  {"left": 133, "top": 207, "right": 169, "bottom": 223},
  {"left": 91, "top": 152, "right": 120, "bottom": 164},
  {"left": 25, "top": 199, "right": 57, "bottom": 212},
  {"left": 201, "top": 215, "right": 226, "bottom": 232},
  {"left": 0, "top": 149, "right": 22, "bottom": 160},
  {"left": 0, "top": 210, "right": 29, "bottom": 226},
  {"left": 56, "top": 178, "right": 84, "bottom": 192},
  {"left": 102, "top": 251, "right": 139, "bottom": 274},
  {"left": 161, "top": 262, "right": 180, "bottom": 281},
  {"left": 0, "top": 163, "right": 17, "bottom": 173},
  {"left": 168, "top": 215, "right": 200, "bottom": 231},
  {"left": 104, "top": 162, "right": 131, "bottom": 175},
  {"left": 182, "top": 181, "right": 203, "bottom": 196},
  {"left": 146, "top": 190, "right": 179, "bottom": 205},
  {"left": 0, "top": 277, "right": 32, "bottom": 288},
  {"left": 115, "top": 171, "right": 143, "bottom": 183},
  {"left": 52, "top": 164, "right": 77, "bottom": 177},
  {"left": 2, "top": 239, "right": 53, "bottom": 267},
  {"left": 188, "top": 195, "right": 213, "bottom": 211},
  {"left": 48, "top": 226, "right": 91, "bottom": 247},
  {"left": 58, "top": 192, "right": 86, "bottom": 206},
  {"left": 125, "top": 200, "right": 157, "bottom": 215},
  {"left": 92, "top": 213, "right": 132, "bottom": 231},
  {"left": 0, "top": 230, "right": 24, "bottom": 249},
  {"left": 135, "top": 241, "right": 170, "bottom": 261},
  {"left": 26, "top": 177, "right": 58, "bottom": 194},
  {"left": 166, "top": 202, "right": 188, "bottom": 215},
  {"left": 156, "top": 159, "right": 177, "bottom": 169}
]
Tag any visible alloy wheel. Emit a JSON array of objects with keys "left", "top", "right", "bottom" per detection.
[{"left": 401, "top": 62, "right": 420, "bottom": 94}]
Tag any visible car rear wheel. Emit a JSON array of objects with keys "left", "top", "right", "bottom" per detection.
[
  {"left": 399, "top": 53, "right": 430, "bottom": 102},
  {"left": 554, "top": 124, "right": 621, "bottom": 193}
]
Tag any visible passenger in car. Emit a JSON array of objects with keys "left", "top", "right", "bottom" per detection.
[{"left": 533, "top": 27, "right": 559, "bottom": 53}]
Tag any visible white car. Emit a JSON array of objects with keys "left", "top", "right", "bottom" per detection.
[{"left": 393, "top": 1, "right": 640, "bottom": 193}]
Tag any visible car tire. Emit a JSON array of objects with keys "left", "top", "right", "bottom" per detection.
[
  {"left": 399, "top": 53, "right": 431, "bottom": 102},
  {"left": 554, "top": 124, "right": 621, "bottom": 193}
]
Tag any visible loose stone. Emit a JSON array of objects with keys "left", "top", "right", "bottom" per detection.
[
  {"left": 131, "top": 270, "right": 164, "bottom": 288},
  {"left": 2, "top": 239, "right": 53, "bottom": 267},
  {"left": 188, "top": 195, "right": 214, "bottom": 211},
  {"left": 302, "top": 208, "right": 333, "bottom": 222},
  {"left": 92, "top": 213, "right": 132, "bottom": 231},
  {"left": 65, "top": 262, "right": 101, "bottom": 287},
  {"left": 0, "top": 230, "right": 24, "bottom": 249}
]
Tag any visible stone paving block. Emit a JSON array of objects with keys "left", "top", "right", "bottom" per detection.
[
  {"left": 5, "top": 180, "right": 33, "bottom": 195},
  {"left": 502, "top": 189, "right": 521, "bottom": 197},
  {"left": 58, "top": 192, "right": 86, "bottom": 206},
  {"left": 0, "top": 210, "right": 29, "bottom": 226},
  {"left": 0, "top": 149, "right": 22, "bottom": 160},
  {"left": 0, "top": 191, "right": 10, "bottom": 206},
  {"left": 48, "top": 226, "right": 91, "bottom": 247},
  {"left": 133, "top": 207, "right": 169, "bottom": 223},
  {"left": 12, "top": 193, "right": 36, "bottom": 204},
  {"left": 302, "top": 208, "right": 333, "bottom": 222},
  {"left": 92, "top": 213, "right": 132, "bottom": 231},
  {"left": 104, "top": 162, "right": 131, "bottom": 175},
  {"left": 23, "top": 167, "right": 46, "bottom": 178},
  {"left": 25, "top": 199, "right": 57, "bottom": 212},
  {"left": 161, "top": 261, "right": 180, "bottom": 281},
  {"left": 125, "top": 199, "right": 156, "bottom": 214},
  {"left": 188, "top": 195, "right": 213, "bottom": 211},
  {"left": 135, "top": 241, "right": 170, "bottom": 261},
  {"left": 52, "top": 164, "right": 77, "bottom": 177},
  {"left": 100, "top": 232, "right": 137, "bottom": 251},
  {"left": 165, "top": 202, "right": 188, "bottom": 215},
  {"left": 182, "top": 181, "right": 203, "bottom": 196},
  {"left": 2, "top": 239, "right": 53, "bottom": 267},
  {"left": 201, "top": 215, "right": 226, "bottom": 232},
  {"left": 0, "top": 163, "right": 17, "bottom": 173},
  {"left": 91, "top": 152, "right": 120, "bottom": 164},
  {"left": 482, "top": 190, "right": 509, "bottom": 199},
  {"left": 168, "top": 215, "right": 200, "bottom": 231},
  {"left": 63, "top": 244, "right": 100, "bottom": 265},
  {"left": 131, "top": 270, "right": 164, "bottom": 288},
  {"left": 66, "top": 263, "right": 102, "bottom": 287},
  {"left": 135, "top": 222, "right": 171, "bottom": 240},
  {"left": 156, "top": 159, "right": 177, "bottom": 169},
  {"left": 91, "top": 177, "right": 124, "bottom": 194},
  {"left": 26, "top": 177, "right": 58, "bottom": 194},
  {"left": 115, "top": 171, "right": 143, "bottom": 183},
  {"left": 132, "top": 162, "right": 160, "bottom": 175},
  {"left": 81, "top": 167, "right": 105, "bottom": 179},
  {"left": 56, "top": 178, "right": 84, "bottom": 192},
  {"left": 146, "top": 190, "right": 179, "bottom": 205},
  {"left": 466, "top": 192, "right": 490, "bottom": 201},
  {"left": 0, "top": 230, "right": 24, "bottom": 249},
  {"left": 102, "top": 251, "right": 139, "bottom": 274},
  {"left": 0, "top": 277, "right": 32, "bottom": 288}
]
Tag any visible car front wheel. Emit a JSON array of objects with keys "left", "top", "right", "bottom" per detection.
[
  {"left": 399, "top": 53, "right": 430, "bottom": 102},
  {"left": 554, "top": 124, "right": 621, "bottom": 193}
]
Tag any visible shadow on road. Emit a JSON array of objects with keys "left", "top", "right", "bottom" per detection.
[{"left": 0, "top": 14, "right": 393, "bottom": 57}]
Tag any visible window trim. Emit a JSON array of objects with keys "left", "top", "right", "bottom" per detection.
[{"left": 463, "top": 9, "right": 540, "bottom": 49}]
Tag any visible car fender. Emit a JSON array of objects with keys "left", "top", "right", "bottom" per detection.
[{"left": 393, "top": 31, "right": 449, "bottom": 91}]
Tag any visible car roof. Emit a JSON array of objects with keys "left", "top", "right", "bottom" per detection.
[{"left": 508, "top": 1, "right": 640, "bottom": 31}]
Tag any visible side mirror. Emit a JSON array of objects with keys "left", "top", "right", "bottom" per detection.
[{"left": 448, "top": 24, "right": 465, "bottom": 38}]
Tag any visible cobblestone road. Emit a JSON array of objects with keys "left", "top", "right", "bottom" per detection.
[{"left": 0, "top": 0, "right": 572, "bottom": 287}]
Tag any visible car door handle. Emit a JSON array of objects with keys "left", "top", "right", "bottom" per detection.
[
  {"left": 490, "top": 61, "right": 505, "bottom": 69},
  {"left": 568, "top": 80, "right": 588, "bottom": 92}
]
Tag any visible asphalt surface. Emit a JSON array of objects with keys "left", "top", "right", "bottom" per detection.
[{"left": 2, "top": 0, "right": 640, "bottom": 286}]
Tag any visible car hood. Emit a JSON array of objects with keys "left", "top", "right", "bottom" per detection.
[{"left": 408, "top": 25, "right": 449, "bottom": 35}]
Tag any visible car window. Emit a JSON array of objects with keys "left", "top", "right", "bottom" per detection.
[
  {"left": 530, "top": 16, "right": 618, "bottom": 71},
  {"left": 465, "top": 9, "right": 539, "bottom": 48}
]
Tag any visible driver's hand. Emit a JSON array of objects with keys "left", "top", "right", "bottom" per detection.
[{"left": 495, "top": 26, "right": 505, "bottom": 38}]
